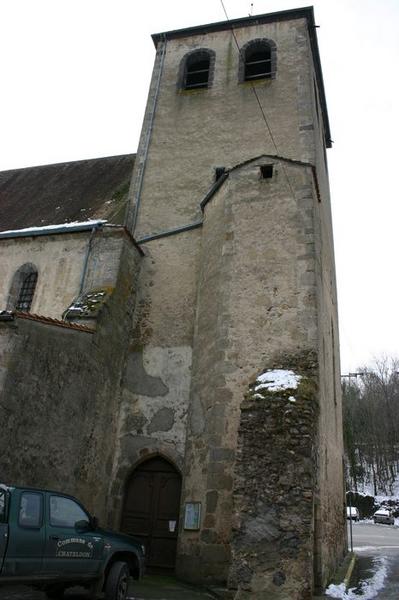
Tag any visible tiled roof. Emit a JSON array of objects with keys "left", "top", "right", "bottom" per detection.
[
  {"left": 15, "top": 312, "right": 95, "bottom": 333},
  {"left": 0, "top": 154, "right": 135, "bottom": 231}
]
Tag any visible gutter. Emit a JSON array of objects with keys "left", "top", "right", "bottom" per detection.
[
  {"left": 79, "top": 225, "right": 99, "bottom": 295},
  {"left": 137, "top": 220, "right": 203, "bottom": 244},
  {"left": 129, "top": 34, "right": 167, "bottom": 234},
  {"left": 135, "top": 175, "right": 230, "bottom": 244}
]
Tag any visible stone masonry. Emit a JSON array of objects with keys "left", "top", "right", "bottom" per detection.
[{"left": 120, "top": 7, "right": 346, "bottom": 597}]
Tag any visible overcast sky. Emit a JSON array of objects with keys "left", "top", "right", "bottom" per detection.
[{"left": 1, "top": 0, "right": 398, "bottom": 373}]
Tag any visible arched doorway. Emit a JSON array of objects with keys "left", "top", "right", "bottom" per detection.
[{"left": 120, "top": 456, "right": 182, "bottom": 571}]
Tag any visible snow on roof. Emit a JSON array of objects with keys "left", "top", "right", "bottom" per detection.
[
  {"left": 0, "top": 219, "right": 107, "bottom": 239},
  {"left": 255, "top": 369, "right": 302, "bottom": 392}
]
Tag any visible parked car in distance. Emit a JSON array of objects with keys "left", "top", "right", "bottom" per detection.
[
  {"left": 373, "top": 508, "right": 395, "bottom": 525},
  {"left": 0, "top": 483, "right": 145, "bottom": 599},
  {"left": 346, "top": 507, "right": 359, "bottom": 521}
]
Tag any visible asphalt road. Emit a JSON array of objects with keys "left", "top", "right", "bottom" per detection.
[
  {"left": 0, "top": 575, "right": 215, "bottom": 599},
  {"left": 345, "top": 521, "right": 399, "bottom": 599}
]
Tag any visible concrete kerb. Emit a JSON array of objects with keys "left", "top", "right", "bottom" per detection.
[
  {"left": 343, "top": 552, "right": 357, "bottom": 589},
  {"left": 313, "top": 552, "right": 357, "bottom": 598},
  {"left": 206, "top": 586, "right": 234, "bottom": 599}
]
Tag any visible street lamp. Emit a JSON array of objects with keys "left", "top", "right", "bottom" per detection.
[{"left": 341, "top": 372, "right": 360, "bottom": 553}]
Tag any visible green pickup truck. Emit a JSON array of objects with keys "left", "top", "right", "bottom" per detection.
[{"left": 0, "top": 484, "right": 145, "bottom": 599}]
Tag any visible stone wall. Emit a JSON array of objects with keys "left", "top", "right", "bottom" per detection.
[
  {"left": 177, "top": 160, "right": 319, "bottom": 584},
  {"left": 0, "top": 227, "right": 128, "bottom": 320},
  {"left": 308, "top": 30, "right": 347, "bottom": 591},
  {"left": 0, "top": 237, "right": 142, "bottom": 522},
  {"left": 107, "top": 229, "right": 200, "bottom": 528},
  {"left": 230, "top": 352, "right": 318, "bottom": 600}
]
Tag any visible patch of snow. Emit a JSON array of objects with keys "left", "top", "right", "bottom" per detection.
[
  {"left": 288, "top": 396, "right": 296, "bottom": 402},
  {"left": 354, "top": 545, "right": 399, "bottom": 551},
  {"left": 357, "top": 519, "right": 374, "bottom": 525},
  {"left": 0, "top": 483, "right": 13, "bottom": 491},
  {"left": 356, "top": 476, "right": 399, "bottom": 500},
  {"left": 325, "top": 556, "right": 387, "bottom": 599},
  {"left": 0, "top": 219, "right": 107, "bottom": 237},
  {"left": 326, "top": 583, "right": 346, "bottom": 598},
  {"left": 255, "top": 369, "right": 301, "bottom": 392}
]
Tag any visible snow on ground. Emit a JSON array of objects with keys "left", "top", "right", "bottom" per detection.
[
  {"left": 354, "top": 518, "right": 399, "bottom": 528},
  {"left": 255, "top": 369, "right": 301, "bottom": 392},
  {"left": 326, "top": 556, "right": 388, "bottom": 599},
  {"left": 355, "top": 477, "right": 399, "bottom": 502}
]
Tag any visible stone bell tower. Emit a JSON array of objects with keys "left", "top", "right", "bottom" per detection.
[{"left": 122, "top": 7, "right": 346, "bottom": 598}]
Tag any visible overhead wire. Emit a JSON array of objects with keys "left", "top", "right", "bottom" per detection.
[
  {"left": 219, "top": 0, "right": 300, "bottom": 203},
  {"left": 219, "top": 2, "right": 343, "bottom": 365}
]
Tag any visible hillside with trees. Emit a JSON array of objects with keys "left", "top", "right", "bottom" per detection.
[{"left": 343, "top": 358, "right": 399, "bottom": 497}]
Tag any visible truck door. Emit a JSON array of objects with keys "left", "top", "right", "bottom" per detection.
[
  {"left": 3, "top": 490, "right": 45, "bottom": 576},
  {"left": 0, "top": 488, "right": 8, "bottom": 572},
  {"left": 43, "top": 494, "right": 103, "bottom": 577}
]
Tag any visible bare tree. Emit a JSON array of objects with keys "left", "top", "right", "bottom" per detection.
[{"left": 343, "top": 357, "right": 399, "bottom": 495}]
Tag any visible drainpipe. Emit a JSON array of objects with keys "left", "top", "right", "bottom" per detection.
[
  {"left": 129, "top": 34, "right": 167, "bottom": 234},
  {"left": 79, "top": 225, "right": 99, "bottom": 295}
]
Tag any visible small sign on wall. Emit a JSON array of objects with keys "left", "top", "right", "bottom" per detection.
[
  {"left": 184, "top": 501, "right": 201, "bottom": 530},
  {"left": 168, "top": 520, "right": 177, "bottom": 532}
]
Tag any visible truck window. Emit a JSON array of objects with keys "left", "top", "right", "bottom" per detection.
[
  {"left": 0, "top": 490, "right": 5, "bottom": 522},
  {"left": 19, "top": 492, "right": 42, "bottom": 528},
  {"left": 50, "top": 496, "right": 89, "bottom": 528}
]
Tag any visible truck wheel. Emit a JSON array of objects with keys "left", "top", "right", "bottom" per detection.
[{"left": 105, "top": 561, "right": 130, "bottom": 600}]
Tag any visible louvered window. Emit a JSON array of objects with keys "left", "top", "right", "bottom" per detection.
[
  {"left": 184, "top": 54, "right": 210, "bottom": 90},
  {"left": 244, "top": 43, "right": 272, "bottom": 81}
]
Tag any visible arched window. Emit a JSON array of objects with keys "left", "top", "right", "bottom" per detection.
[
  {"left": 7, "top": 263, "right": 38, "bottom": 313},
  {"left": 16, "top": 271, "right": 38, "bottom": 311},
  {"left": 179, "top": 49, "right": 215, "bottom": 90},
  {"left": 239, "top": 39, "right": 277, "bottom": 83}
]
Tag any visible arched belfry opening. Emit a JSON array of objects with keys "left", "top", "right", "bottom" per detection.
[{"left": 120, "top": 456, "right": 182, "bottom": 571}]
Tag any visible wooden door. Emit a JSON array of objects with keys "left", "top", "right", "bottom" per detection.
[{"left": 121, "top": 457, "right": 182, "bottom": 571}]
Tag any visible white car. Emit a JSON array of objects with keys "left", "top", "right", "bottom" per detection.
[
  {"left": 346, "top": 507, "right": 360, "bottom": 521},
  {"left": 373, "top": 508, "right": 394, "bottom": 525}
]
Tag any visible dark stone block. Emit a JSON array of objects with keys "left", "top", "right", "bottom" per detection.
[
  {"left": 206, "top": 490, "right": 219, "bottom": 513},
  {"left": 210, "top": 447, "right": 235, "bottom": 461},
  {"left": 201, "top": 543, "right": 230, "bottom": 563},
  {"left": 273, "top": 570, "right": 286, "bottom": 586},
  {"left": 207, "top": 473, "right": 233, "bottom": 490},
  {"left": 124, "top": 351, "right": 169, "bottom": 397},
  {"left": 201, "top": 528, "right": 218, "bottom": 543}
]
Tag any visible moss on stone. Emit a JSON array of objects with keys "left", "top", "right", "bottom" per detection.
[
  {"left": 112, "top": 181, "right": 130, "bottom": 203},
  {"left": 64, "top": 286, "right": 114, "bottom": 320}
]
